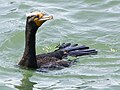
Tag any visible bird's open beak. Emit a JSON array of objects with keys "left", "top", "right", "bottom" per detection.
[
  {"left": 26, "top": 11, "right": 53, "bottom": 21},
  {"left": 26, "top": 11, "right": 53, "bottom": 26},
  {"left": 39, "top": 14, "right": 53, "bottom": 21},
  {"left": 36, "top": 12, "right": 53, "bottom": 26}
]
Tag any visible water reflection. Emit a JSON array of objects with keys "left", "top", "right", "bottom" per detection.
[{"left": 15, "top": 70, "right": 36, "bottom": 90}]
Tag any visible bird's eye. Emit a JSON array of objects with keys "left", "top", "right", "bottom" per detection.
[{"left": 35, "top": 15, "right": 39, "bottom": 18}]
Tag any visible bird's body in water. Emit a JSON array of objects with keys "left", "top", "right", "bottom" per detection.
[{"left": 18, "top": 11, "right": 97, "bottom": 71}]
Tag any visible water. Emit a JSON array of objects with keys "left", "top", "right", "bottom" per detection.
[{"left": 0, "top": 0, "right": 120, "bottom": 90}]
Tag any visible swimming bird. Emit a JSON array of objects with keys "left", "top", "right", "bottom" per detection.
[{"left": 18, "top": 11, "right": 97, "bottom": 70}]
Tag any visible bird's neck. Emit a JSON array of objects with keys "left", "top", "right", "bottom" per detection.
[{"left": 19, "top": 23, "right": 38, "bottom": 68}]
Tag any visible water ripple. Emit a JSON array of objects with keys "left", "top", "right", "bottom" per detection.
[{"left": 0, "top": 0, "right": 120, "bottom": 90}]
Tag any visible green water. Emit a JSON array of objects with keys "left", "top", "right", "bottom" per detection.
[{"left": 0, "top": 0, "right": 120, "bottom": 90}]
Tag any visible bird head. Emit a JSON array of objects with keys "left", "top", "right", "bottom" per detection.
[{"left": 26, "top": 11, "right": 53, "bottom": 28}]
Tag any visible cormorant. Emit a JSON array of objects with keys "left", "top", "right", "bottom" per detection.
[{"left": 18, "top": 11, "right": 97, "bottom": 70}]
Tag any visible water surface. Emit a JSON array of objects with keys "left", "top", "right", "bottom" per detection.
[{"left": 0, "top": 0, "right": 120, "bottom": 90}]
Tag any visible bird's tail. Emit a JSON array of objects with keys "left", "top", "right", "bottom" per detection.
[{"left": 56, "top": 43, "right": 98, "bottom": 57}]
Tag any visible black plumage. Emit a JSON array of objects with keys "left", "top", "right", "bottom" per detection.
[{"left": 18, "top": 11, "right": 97, "bottom": 70}]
